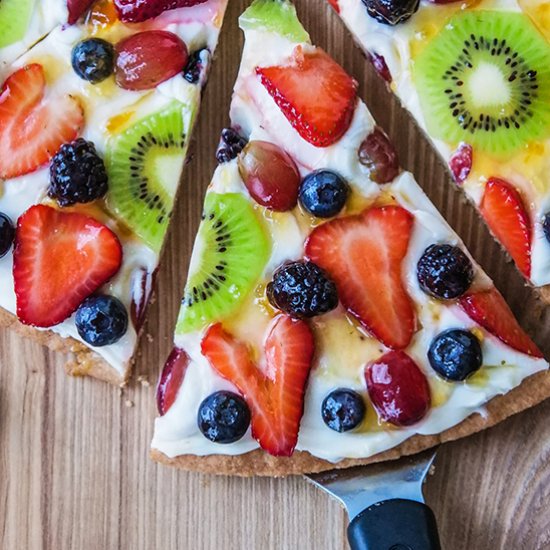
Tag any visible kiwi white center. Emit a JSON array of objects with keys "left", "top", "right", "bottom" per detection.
[{"left": 467, "top": 61, "right": 511, "bottom": 108}]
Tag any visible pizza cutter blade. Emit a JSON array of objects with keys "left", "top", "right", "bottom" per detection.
[{"left": 304, "top": 449, "right": 441, "bottom": 550}]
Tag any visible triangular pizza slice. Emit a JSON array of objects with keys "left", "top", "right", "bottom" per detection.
[
  {"left": 151, "top": 0, "right": 549, "bottom": 476},
  {"left": 329, "top": 0, "right": 550, "bottom": 297},
  {"left": 0, "top": 0, "right": 228, "bottom": 384}
]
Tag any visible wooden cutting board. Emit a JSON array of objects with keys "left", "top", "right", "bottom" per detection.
[{"left": 2, "top": 1, "right": 550, "bottom": 548}]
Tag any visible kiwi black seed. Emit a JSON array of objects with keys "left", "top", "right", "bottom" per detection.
[
  {"left": 106, "top": 101, "right": 187, "bottom": 250},
  {"left": 176, "top": 192, "right": 270, "bottom": 334},
  {"left": 414, "top": 11, "right": 550, "bottom": 156}
]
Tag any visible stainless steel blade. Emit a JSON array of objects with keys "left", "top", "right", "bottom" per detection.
[{"left": 304, "top": 449, "right": 437, "bottom": 521}]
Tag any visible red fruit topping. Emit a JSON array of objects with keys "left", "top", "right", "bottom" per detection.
[
  {"left": 114, "top": 0, "right": 207, "bottom": 22},
  {"left": 67, "top": 0, "right": 95, "bottom": 24},
  {"left": 237, "top": 140, "right": 301, "bottom": 211},
  {"left": 459, "top": 287, "right": 543, "bottom": 358},
  {"left": 368, "top": 52, "right": 392, "bottom": 83},
  {"left": 366, "top": 351, "right": 431, "bottom": 426},
  {"left": 449, "top": 142, "right": 472, "bottom": 184},
  {"left": 157, "top": 347, "right": 190, "bottom": 415},
  {"left": 257, "top": 46, "right": 358, "bottom": 148},
  {"left": 130, "top": 266, "right": 155, "bottom": 331},
  {"left": 306, "top": 205, "right": 417, "bottom": 349},
  {"left": 0, "top": 64, "right": 84, "bottom": 179},
  {"left": 328, "top": 0, "right": 340, "bottom": 12},
  {"left": 201, "top": 315, "right": 314, "bottom": 457},
  {"left": 13, "top": 205, "right": 122, "bottom": 328},
  {"left": 358, "top": 127, "right": 399, "bottom": 184},
  {"left": 115, "top": 31, "right": 188, "bottom": 91},
  {"left": 480, "top": 177, "right": 532, "bottom": 277}
]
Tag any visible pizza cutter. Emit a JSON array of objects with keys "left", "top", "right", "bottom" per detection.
[{"left": 305, "top": 449, "right": 441, "bottom": 550}]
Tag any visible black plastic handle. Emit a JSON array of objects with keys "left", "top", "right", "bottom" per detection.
[{"left": 347, "top": 498, "right": 441, "bottom": 550}]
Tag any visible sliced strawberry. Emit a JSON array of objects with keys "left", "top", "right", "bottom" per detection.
[
  {"left": 459, "top": 287, "right": 543, "bottom": 358},
  {"left": 14, "top": 205, "right": 122, "bottom": 328},
  {"left": 67, "top": 0, "right": 95, "bottom": 24},
  {"left": 327, "top": 0, "right": 340, "bottom": 12},
  {"left": 305, "top": 205, "right": 417, "bottom": 349},
  {"left": 114, "top": 0, "right": 207, "bottom": 22},
  {"left": 0, "top": 64, "right": 84, "bottom": 179},
  {"left": 256, "top": 46, "right": 357, "bottom": 148},
  {"left": 157, "top": 347, "right": 189, "bottom": 415},
  {"left": 201, "top": 315, "right": 314, "bottom": 457},
  {"left": 480, "top": 178, "right": 532, "bottom": 277}
]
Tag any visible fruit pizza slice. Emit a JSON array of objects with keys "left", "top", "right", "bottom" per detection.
[
  {"left": 151, "top": 0, "right": 549, "bottom": 476},
  {"left": 328, "top": 0, "right": 550, "bottom": 296},
  {"left": 0, "top": 0, "right": 228, "bottom": 384}
]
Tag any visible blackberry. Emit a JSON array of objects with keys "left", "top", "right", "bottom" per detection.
[
  {"left": 49, "top": 139, "right": 109, "bottom": 206},
  {"left": 362, "top": 0, "right": 420, "bottom": 25},
  {"left": 183, "top": 48, "right": 210, "bottom": 85},
  {"left": 322, "top": 389, "right": 366, "bottom": 432},
  {"left": 216, "top": 128, "right": 248, "bottom": 164},
  {"left": 267, "top": 260, "right": 338, "bottom": 318},
  {"left": 198, "top": 391, "right": 251, "bottom": 444},
  {"left": 428, "top": 329, "right": 483, "bottom": 381},
  {"left": 71, "top": 38, "right": 115, "bottom": 84},
  {"left": 0, "top": 213, "right": 15, "bottom": 258},
  {"left": 299, "top": 170, "right": 349, "bottom": 218},
  {"left": 417, "top": 244, "right": 474, "bottom": 300},
  {"left": 75, "top": 295, "right": 128, "bottom": 347}
]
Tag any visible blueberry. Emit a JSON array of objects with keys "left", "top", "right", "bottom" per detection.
[
  {"left": 183, "top": 48, "right": 210, "bottom": 85},
  {"left": 266, "top": 260, "right": 338, "bottom": 318},
  {"left": 362, "top": 0, "right": 420, "bottom": 25},
  {"left": 428, "top": 329, "right": 483, "bottom": 381},
  {"left": 49, "top": 138, "right": 108, "bottom": 206},
  {"left": 322, "top": 389, "right": 366, "bottom": 432},
  {"left": 0, "top": 213, "right": 15, "bottom": 258},
  {"left": 75, "top": 295, "right": 128, "bottom": 347},
  {"left": 417, "top": 244, "right": 474, "bottom": 300},
  {"left": 72, "top": 38, "right": 115, "bottom": 84},
  {"left": 543, "top": 213, "right": 550, "bottom": 244},
  {"left": 299, "top": 170, "right": 349, "bottom": 218},
  {"left": 216, "top": 128, "right": 248, "bottom": 164},
  {"left": 198, "top": 391, "right": 251, "bottom": 444}
]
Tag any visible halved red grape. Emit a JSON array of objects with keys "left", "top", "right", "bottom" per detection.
[
  {"left": 358, "top": 127, "right": 399, "bottom": 183},
  {"left": 368, "top": 52, "right": 392, "bottom": 83},
  {"left": 157, "top": 347, "right": 189, "bottom": 415},
  {"left": 449, "top": 142, "right": 473, "bottom": 184},
  {"left": 115, "top": 31, "right": 188, "bottom": 91},
  {"left": 237, "top": 140, "right": 301, "bottom": 211},
  {"left": 365, "top": 350, "right": 431, "bottom": 426}
]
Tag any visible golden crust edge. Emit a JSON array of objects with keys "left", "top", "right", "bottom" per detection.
[
  {"left": 150, "top": 368, "right": 550, "bottom": 476},
  {"left": 0, "top": 306, "right": 130, "bottom": 385}
]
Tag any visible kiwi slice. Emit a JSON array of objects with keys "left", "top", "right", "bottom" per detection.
[
  {"left": 414, "top": 11, "right": 550, "bottom": 156},
  {"left": 176, "top": 192, "right": 270, "bottom": 334},
  {"left": 106, "top": 102, "right": 188, "bottom": 251},
  {"left": 0, "top": 0, "right": 34, "bottom": 48},
  {"left": 239, "top": 0, "right": 310, "bottom": 43}
]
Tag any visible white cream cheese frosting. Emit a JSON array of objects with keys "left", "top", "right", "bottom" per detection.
[
  {"left": 0, "top": 0, "right": 228, "bottom": 376},
  {"left": 152, "top": 19, "right": 547, "bottom": 463}
]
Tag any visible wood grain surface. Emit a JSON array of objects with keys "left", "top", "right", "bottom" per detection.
[{"left": 2, "top": 1, "right": 550, "bottom": 548}]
